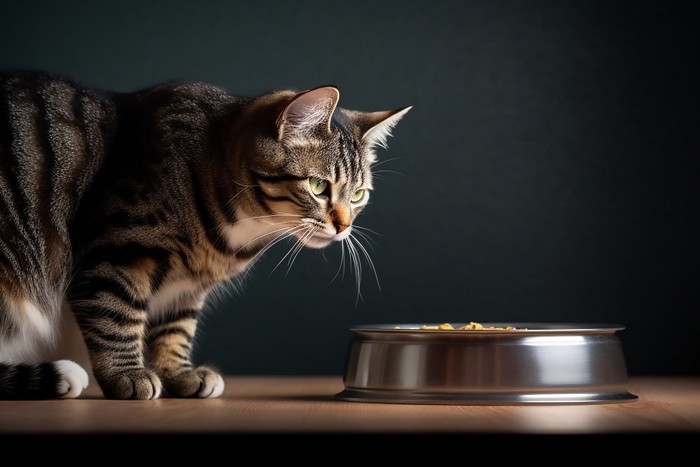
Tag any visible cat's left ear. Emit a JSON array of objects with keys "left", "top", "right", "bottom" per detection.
[
  {"left": 276, "top": 86, "right": 340, "bottom": 142},
  {"left": 358, "top": 106, "right": 412, "bottom": 150}
]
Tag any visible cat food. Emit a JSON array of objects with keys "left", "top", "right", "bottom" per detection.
[{"left": 394, "top": 322, "right": 519, "bottom": 330}]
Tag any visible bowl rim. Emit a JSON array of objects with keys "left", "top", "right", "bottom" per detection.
[{"left": 349, "top": 322, "right": 626, "bottom": 334}]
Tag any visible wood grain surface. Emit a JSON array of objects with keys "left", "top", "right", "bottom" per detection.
[{"left": 0, "top": 376, "right": 698, "bottom": 435}]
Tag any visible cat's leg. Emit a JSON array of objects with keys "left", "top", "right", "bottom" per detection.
[
  {"left": 0, "top": 361, "right": 89, "bottom": 399},
  {"left": 0, "top": 297, "right": 89, "bottom": 399},
  {"left": 147, "top": 305, "right": 224, "bottom": 398},
  {"left": 68, "top": 269, "right": 162, "bottom": 400}
]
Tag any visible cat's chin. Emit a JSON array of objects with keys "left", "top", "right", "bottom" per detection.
[{"left": 303, "top": 228, "right": 351, "bottom": 249}]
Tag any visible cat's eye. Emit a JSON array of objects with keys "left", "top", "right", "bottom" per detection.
[
  {"left": 351, "top": 188, "right": 366, "bottom": 203},
  {"left": 309, "top": 177, "right": 328, "bottom": 197}
]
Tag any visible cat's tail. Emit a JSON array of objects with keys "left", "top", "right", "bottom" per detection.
[{"left": 0, "top": 360, "right": 89, "bottom": 399}]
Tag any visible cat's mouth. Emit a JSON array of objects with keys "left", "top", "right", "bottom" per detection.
[{"left": 298, "top": 223, "right": 352, "bottom": 249}]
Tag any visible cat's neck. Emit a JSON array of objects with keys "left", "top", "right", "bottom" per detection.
[{"left": 221, "top": 207, "right": 296, "bottom": 266}]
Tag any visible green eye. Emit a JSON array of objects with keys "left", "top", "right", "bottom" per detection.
[
  {"left": 351, "top": 188, "right": 365, "bottom": 203},
  {"left": 309, "top": 177, "right": 328, "bottom": 196}
]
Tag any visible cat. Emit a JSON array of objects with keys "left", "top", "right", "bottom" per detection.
[{"left": 0, "top": 71, "right": 410, "bottom": 400}]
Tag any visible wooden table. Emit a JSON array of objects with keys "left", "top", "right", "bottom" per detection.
[{"left": 1, "top": 376, "right": 698, "bottom": 438}]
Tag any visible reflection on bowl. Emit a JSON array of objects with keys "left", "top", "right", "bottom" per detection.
[{"left": 336, "top": 323, "right": 638, "bottom": 405}]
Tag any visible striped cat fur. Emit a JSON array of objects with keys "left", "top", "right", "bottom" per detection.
[{"left": 0, "top": 71, "right": 409, "bottom": 399}]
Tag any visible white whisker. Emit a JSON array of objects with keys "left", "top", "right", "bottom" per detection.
[
  {"left": 234, "top": 224, "right": 304, "bottom": 256},
  {"left": 226, "top": 178, "right": 260, "bottom": 205},
  {"left": 285, "top": 228, "right": 316, "bottom": 275},
  {"left": 371, "top": 156, "right": 402, "bottom": 168},
  {"left": 372, "top": 169, "right": 406, "bottom": 178},
  {"left": 270, "top": 226, "right": 315, "bottom": 277},
  {"left": 352, "top": 225, "right": 382, "bottom": 236},
  {"left": 330, "top": 240, "right": 346, "bottom": 283},
  {"left": 351, "top": 227, "right": 379, "bottom": 249},
  {"left": 252, "top": 225, "right": 307, "bottom": 259},
  {"left": 350, "top": 234, "right": 381, "bottom": 292},
  {"left": 232, "top": 178, "right": 260, "bottom": 188},
  {"left": 371, "top": 156, "right": 406, "bottom": 180},
  {"left": 344, "top": 236, "right": 364, "bottom": 305},
  {"left": 229, "top": 213, "right": 304, "bottom": 227}
]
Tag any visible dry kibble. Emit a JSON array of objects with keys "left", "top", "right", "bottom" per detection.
[{"left": 410, "top": 322, "right": 519, "bottom": 331}]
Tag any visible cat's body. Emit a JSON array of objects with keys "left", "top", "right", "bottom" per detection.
[{"left": 0, "top": 71, "right": 409, "bottom": 399}]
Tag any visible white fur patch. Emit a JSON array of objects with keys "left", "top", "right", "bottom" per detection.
[
  {"left": 22, "top": 300, "right": 53, "bottom": 341},
  {"left": 222, "top": 207, "right": 295, "bottom": 260},
  {"left": 208, "top": 374, "right": 225, "bottom": 398},
  {"left": 54, "top": 360, "right": 89, "bottom": 398},
  {"left": 0, "top": 299, "right": 57, "bottom": 363},
  {"left": 148, "top": 278, "right": 204, "bottom": 318}
]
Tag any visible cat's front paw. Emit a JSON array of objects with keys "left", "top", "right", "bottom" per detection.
[
  {"left": 54, "top": 360, "right": 90, "bottom": 399},
  {"left": 100, "top": 369, "right": 162, "bottom": 400},
  {"left": 161, "top": 366, "right": 224, "bottom": 398}
]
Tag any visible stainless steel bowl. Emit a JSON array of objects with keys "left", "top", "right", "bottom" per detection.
[{"left": 336, "top": 323, "right": 638, "bottom": 405}]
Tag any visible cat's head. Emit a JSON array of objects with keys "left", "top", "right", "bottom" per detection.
[{"left": 235, "top": 86, "right": 410, "bottom": 251}]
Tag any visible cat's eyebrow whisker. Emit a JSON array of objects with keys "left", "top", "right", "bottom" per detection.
[
  {"left": 227, "top": 186, "right": 251, "bottom": 204},
  {"left": 371, "top": 157, "right": 406, "bottom": 179},
  {"left": 371, "top": 156, "right": 402, "bottom": 169},
  {"left": 231, "top": 178, "right": 260, "bottom": 188},
  {"left": 226, "top": 178, "right": 265, "bottom": 205},
  {"left": 372, "top": 169, "right": 406, "bottom": 177}
]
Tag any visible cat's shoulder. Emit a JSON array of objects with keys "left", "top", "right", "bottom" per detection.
[{"left": 138, "top": 78, "right": 239, "bottom": 101}]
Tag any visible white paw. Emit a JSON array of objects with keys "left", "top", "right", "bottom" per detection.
[
  {"left": 54, "top": 360, "right": 89, "bottom": 398},
  {"left": 207, "top": 374, "right": 225, "bottom": 398}
]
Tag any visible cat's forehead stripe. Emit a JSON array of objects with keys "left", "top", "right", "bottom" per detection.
[{"left": 336, "top": 126, "right": 362, "bottom": 186}]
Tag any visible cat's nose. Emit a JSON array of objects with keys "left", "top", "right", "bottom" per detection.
[{"left": 330, "top": 204, "right": 351, "bottom": 234}]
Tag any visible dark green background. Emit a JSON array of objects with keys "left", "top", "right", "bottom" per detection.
[{"left": 1, "top": 0, "right": 697, "bottom": 375}]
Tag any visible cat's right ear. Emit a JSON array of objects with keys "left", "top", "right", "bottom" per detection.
[{"left": 276, "top": 86, "right": 340, "bottom": 143}]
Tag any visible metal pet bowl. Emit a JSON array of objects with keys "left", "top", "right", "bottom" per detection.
[{"left": 336, "top": 323, "right": 638, "bottom": 405}]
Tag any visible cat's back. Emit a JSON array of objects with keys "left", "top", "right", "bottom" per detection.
[
  {"left": 0, "top": 70, "right": 119, "bottom": 206},
  {"left": 0, "top": 69, "right": 118, "bottom": 143},
  {"left": 0, "top": 71, "right": 121, "bottom": 287}
]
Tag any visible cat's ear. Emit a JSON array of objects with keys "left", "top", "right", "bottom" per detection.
[
  {"left": 358, "top": 106, "right": 412, "bottom": 150},
  {"left": 276, "top": 86, "right": 340, "bottom": 142}
]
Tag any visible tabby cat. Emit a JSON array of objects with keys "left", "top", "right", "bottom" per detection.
[{"left": 0, "top": 71, "right": 410, "bottom": 399}]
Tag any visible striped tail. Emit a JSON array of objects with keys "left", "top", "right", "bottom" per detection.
[{"left": 0, "top": 360, "right": 89, "bottom": 399}]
